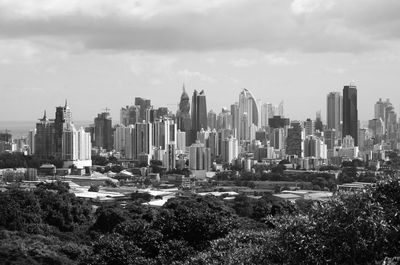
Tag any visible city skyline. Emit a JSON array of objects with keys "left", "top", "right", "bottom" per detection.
[{"left": 1, "top": 0, "right": 400, "bottom": 122}]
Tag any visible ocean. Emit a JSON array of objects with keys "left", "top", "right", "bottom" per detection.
[{"left": 0, "top": 121, "right": 93, "bottom": 138}]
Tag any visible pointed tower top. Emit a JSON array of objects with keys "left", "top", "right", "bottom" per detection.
[
  {"left": 182, "top": 83, "right": 185, "bottom": 93},
  {"left": 39, "top": 110, "right": 48, "bottom": 122},
  {"left": 65, "top": 99, "right": 68, "bottom": 108}
]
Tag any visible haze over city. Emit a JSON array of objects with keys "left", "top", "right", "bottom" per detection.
[{"left": 1, "top": 0, "right": 400, "bottom": 122}]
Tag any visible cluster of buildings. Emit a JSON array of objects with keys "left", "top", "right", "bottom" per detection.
[{"left": 2, "top": 83, "right": 399, "bottom": 177}]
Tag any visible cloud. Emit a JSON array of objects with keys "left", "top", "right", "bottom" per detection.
[
  {"left": 0, "top": 0, "right": 398, "bottom": 55},
  {"left": 231, "top": 58, "right": 257, "bottom": 68},
  {"left": 177, "top": 69, "right": 215, "bottom": 82}
]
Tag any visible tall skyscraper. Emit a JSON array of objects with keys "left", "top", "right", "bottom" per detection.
[
  {"left": 207, "top": 110, "right": 217, "bottom": 130},
  {"left": 54, "top": 100, "right": 72, "bottom": 158},
  {"left": 176, "top": 85, "right": 192, "bottom": 146},
  {"left": 135, "top": 97, "right": 151, "bottom": 123},
  {"left": 134, "top": 122, "right": 153, "bottom": 159},
  {"left": 120, "top": 105, "right": 140, "bottom": 126},
  {"left": 327, "top": 92, "right": 342, "bottom": 137},
  {"left": 230, "top": 103, "right": 239, "bottom": 138},
  {"left": 304, "top": 118, "right": 315, "bottom": 136},
  {"left": 94, "top": 111, "right": 113, "bottom": 151},
  {"left": 238, "top": 88, "right": 259, "bottom": 141},
  {"left": 191, "top": 90, "right": 207, "bottom": 143},
  {"left": 342, "top": 85, "right": 358, "bottom": 146},
  {"left": 286, "top": 121, "right": 304, "bottom": 157},
  {"left": 34, "top": 111, "right": 56, "bottom": 158}
]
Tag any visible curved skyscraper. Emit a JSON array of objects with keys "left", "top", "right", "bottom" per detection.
[
  {"left": 176, "top": 85, "right": 192, "bottom": 133},
  {"left": 238, "top": 88, "right": 259, "bottom": 141}
]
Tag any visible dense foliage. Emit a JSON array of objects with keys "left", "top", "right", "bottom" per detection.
[{"left": 1, "top": 176, "right": 400, "bottom": 264}]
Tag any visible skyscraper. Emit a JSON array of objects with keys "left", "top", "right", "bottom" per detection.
[
  {"left": 94, "top": 111, "right": 113, "bottom": 151},
  {"left": 238, "top": 88, "right": 259, "bottom": 141},
  {"left": 327, "top": 92, "right": 342, "bottom": 137},
  {"left": 54, "top": 100, "right": 72, "bottom": 158},
  {"left": 286, "top": 121, "right": 304, "bottom": 158},
  {"left": 207, "top": 110, "right": 217, "bottom": 130},
  {"left": 34, "top": 111, "right": 56, "bottom": 158},
  {"left": 342, "top": 85, "right": 358, "bottom": 146},
  {"left": 135, "top": 97, "right": 151, "bottom": 123},
  {"left": 191, "top": 89, "right": 207, "bottom": 143}
]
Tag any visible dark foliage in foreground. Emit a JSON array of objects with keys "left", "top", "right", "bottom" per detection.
[{"left": 1, "top": 177, "right": 400, "bottom": 264}]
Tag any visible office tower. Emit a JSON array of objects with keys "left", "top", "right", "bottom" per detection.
[
  {"left": 342, "top": 85, "right": 358, "bottom": 146},
  {"left": 327, "top": 92, "right": 342, "bottom": 137},
  {"left": 62, "top": 124, "right": 78, "bottom": 161},
  {"left": 217, "top": 108, "right": 232, "bottom": 130},
  {"left": 221, "top": 136, "right": 239, "bottom": 163},
  {"left": 268, "top": 116, "right": 290, "bottom": 129},
  {"left": 208, "top": 129, "right": 219, "bottom": 161},
  {"left": 94, "top": 111, "right": 113, "bottom": 151},
  {"left": 277, "top": 101, "right": 284, "bottom": 116},
  {"left": 191, "top": 90, "right": 207, "bottom": 143},
  {"left": 270, "top": 128, "right": 285, "bottom": 150},
  {"left": 324, "top": 129, "right": 336, "bottom": 150},
  {"left": 165, "top": 143, "right": 176, "bottom": 170},
  {"left": 358, "top": 128, "right": 367, "bottom": 151},
  {"left": 176, "top": 86, "right": 192, "bottom": 145},
  {"left": 286, "top": 121, "right": 304, "bottom": 157},
  {"left": 135, "top": 97, "right": 151, "bottom": 123},
  {"left": 176, "top": 130, "right": 186, "bottom": 151},
  {"left": 261, "top": 103, "right": 273, "bottom": 127},
  {"left": 134, "top": 122, "right": 153, "bottom": 159},
  {"left": 304, "top": 118, "right": 315, "bottom": 136},
  {"left": 153, "top": 118, "right": 177, "bottom": 150},
  {"left": 34, "top": 111, "right": 56, "bottom": 158},
  {"left": 26, "top": 129, "right": 36, "bottom": 155},
  {"left": 238, "top": 89, "right": 259, "bottom": 141},
  {"left": 61, "top": 121, "right": 92, "bottom": 168},
  {"left": 315, "top": 111, "right": 323, "bottom": 132},
  {"left": 342, "top": 135, "right": 355, "bottom": 148},
  {"left": 208, "top": 110, "right": 217, "bottom": 130},
  {"left": 368, "top": 118, "right": 384, "bottom": 143},
  {"left": 231, "top": 103, "right": 239, "bottom": 138},
  {"left": 0, "top": 131, "right": 12, "bottom": 142},
  {"left": 304, "top": 135, "right": 327, "bottom": 159},
  {"left": 197, "top": 128, "right": 209, "bottom": 145},
  {"left": 156, "top": 107, "right": 169, "bottom": 118},
  {"left": 120, "top": 105, "right": 140, "bottom": 126},
  {"left": 189, "top": 141, "right": 211, "bottom": 171},
  {"left": 54, "top": 100, "right": 72, "bottom": 158},
  {"left": 375, "top": 98, "right": 386, "bottom": 121}
]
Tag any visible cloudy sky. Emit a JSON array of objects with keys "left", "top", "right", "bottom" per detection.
[{"left": 0, "top": 0, "right": 400, "bottom": 123}]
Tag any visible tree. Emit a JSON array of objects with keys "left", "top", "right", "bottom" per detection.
[
  {"left": 91, "top": 205, "right": 127, "bottom": 234},
  {"left": 88, "top": 185, "right": 100, "bottom": 192}
]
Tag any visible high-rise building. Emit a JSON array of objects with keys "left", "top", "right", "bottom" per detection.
[
  {"left": 230, "top": 103, "right": 239, "bottom": 138},
  {"left": 327, "top": 92, "right": 342, "bottom": 137},
  {"left": 62, "top": 124, "right": 92, "bottom": 168},
  {"left": 286, "top": 121, "right": 304, "bottom": 157},
  {"left": 207, "top": 110, "right": 217, "bottom": 130},
  {"left": 268, "top": 116, "right": 290, "bottom": 129},
  {"left": 176, "top": 130, "right": 186, "bottom": 151},
  {"left": 34, "top": 111, "right": 56, "bottom": 158},
  {"left": 94, "top": 111, "right": 113, "bottom": 151},
  {"left": 221, "top": 136, "right": 239, "bottom": 163},
  {"left": 238, "top": 89, "right": 259, "bottom": 141},
  {"left": 304, "top": 135, "right": 327, "bottom": 159},
  {"left": 176, "top": 85, "right": 192, "bottom": 145},
  {"left": 27, "top": 129, "right": 36, "bottom": 155},
  {"left": 270, "top": 128, "right": 285, "bottom": 150},
  {"left": 134, "top": 122, "right": 153, "bottom": 159},
  {"left": 153, "top": 118, "right": 177, "bottom": 151},
  {"left": 191, "top": 90, "right": 207, "bottom": 143},
  {"left": 135, "top": 97, "right": 151, "bottom": 123},
  {"left": 315, "top": 111, "right": 323, "bottom": 132},
  {"left": 304, "top": 118, "right": 315, "bottom": 136},
  {"left": 120, "top": 105, "right": 140, "bottom": 126},
  {"left": 54, "top": 100, "right": 72, "bottom": 158},
  {"left": 342, "top": 85, "right": 358, "bottom": 146},
  {"left": 189, "top": 140, "right": 211, "bottom": 171},
  {"left": 277, "top": 101, "right": 284, "bottom": 116}
]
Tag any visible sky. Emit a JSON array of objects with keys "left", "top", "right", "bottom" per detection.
[{"left": 0, "top": 0, "right": 400, "bottom": 124}]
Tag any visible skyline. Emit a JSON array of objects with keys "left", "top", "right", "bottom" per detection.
[{"left": 1, "top": 0, "right": 400, "bottom": 122}]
